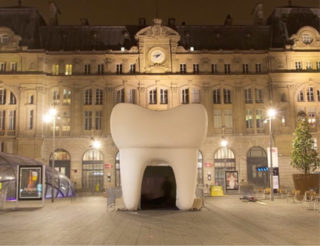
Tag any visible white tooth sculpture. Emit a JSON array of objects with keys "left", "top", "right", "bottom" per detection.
[{"left": 110, "top": 103, "right": 208, "bottom": 210}]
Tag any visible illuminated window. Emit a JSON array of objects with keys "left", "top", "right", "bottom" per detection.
[
  {"left": 0, "top": 35, "right": 9, "bottom": 44},
  {"left": 52, "top": 64, "right": 59, "bottom": 75},
  {"left": 281, "top": 111, "right": 286, "bottom": 127},
  {"left": 302, "top": 33, "right": 313, "bottom": 44},
  {"left": 308, "top": 112, "right": 316, "bottom": 127},
  {"left": 256, "top": 109, "right": 263, "bottom": 128},
  {"left": 63, "top": 89, "right": 71, "bottom": 105},
  {"left": 65, "top": 64, "right": 72, "bottom": 75},
  {"left": 246, "top": 109, "right": 253, "bottom": 128}
]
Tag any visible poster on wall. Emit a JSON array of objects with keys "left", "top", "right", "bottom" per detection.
[
  {"left": 225, "top": 171, "right": 239, "bottom": 190},
  {"left": 18, "top": 166, "right": 43, "bottom": 200}
]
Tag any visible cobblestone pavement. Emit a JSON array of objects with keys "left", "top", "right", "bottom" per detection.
[{"left": 0, "top": 195, "right": 319, "bottom": 245}]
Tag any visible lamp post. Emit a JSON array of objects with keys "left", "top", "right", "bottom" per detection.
[
  {"left": 267, "top": 108, "right": 276, "bottom": 201},
  {"left": 43, "top": 108, "right": 57, "bottom": 203},
  {"left": 220, "top": 137, "right": 228, "bottom": 193}
]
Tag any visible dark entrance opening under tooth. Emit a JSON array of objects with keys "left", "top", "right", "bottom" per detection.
[{"left": 140, "top": 166, "right": 177, "bottom": 210}]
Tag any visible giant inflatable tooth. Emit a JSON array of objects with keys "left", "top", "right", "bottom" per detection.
[{"left": 110, "top": 103, "right": 208, "bottom": 210}]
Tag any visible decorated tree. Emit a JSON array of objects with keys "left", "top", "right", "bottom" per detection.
[{"left": 291, "top": 114, "right": 320, "bottom": 174}]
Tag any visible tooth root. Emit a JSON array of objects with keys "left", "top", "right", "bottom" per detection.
[
  {"left": 170, "top": 149, "right": 197, "bottom": 210},
  {"left": 120, "top": 149, "right": 145, "bottom": 210}
]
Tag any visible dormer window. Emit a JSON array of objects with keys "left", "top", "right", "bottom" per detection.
[
  {"left": 302, "top": 33, "right": 313, "bottom": 45},
  {"left": 0, "top": 35, "right": 9, "bottom": 45}
]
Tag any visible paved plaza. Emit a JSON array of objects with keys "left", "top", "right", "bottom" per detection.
[{"left": 0, "top": 195, "right": 319, "bottom": 245}]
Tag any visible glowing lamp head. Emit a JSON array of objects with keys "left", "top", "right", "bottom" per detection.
[
  {"left": 49, "top": 108, "right": 57, "bottom": 117},
  {"left": 43, "top": 113, "right": 52, "bottom": 123},
  {"left": 267, "top": 108, "right": 277, "bottom": 119},
  {"left": 92, "top": 140, "right": 101, "bottom": 149},
  {"left": 220, "top": 139, "right": 228, "bottom": 147}
]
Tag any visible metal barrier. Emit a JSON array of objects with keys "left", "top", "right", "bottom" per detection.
[{"left": 106, "top": 187, "right": 122, "bottom": 210}]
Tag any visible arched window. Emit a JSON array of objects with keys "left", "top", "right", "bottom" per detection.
[
  {"left": 50, "top": 149, "right": 71, "bottom": 178},
  {"left": 84, "top": 89, "right": 92, "bottom": 105},
  {"left": 214, "top": 147, "right": 236, "bottom": 188},
  {"left": 247, "top": 146, "right": 268, "bottom": 187},
  {"left": 307, "top": 87, "right": 314, "bottom": 102},
  {"left": 83, "top": 149, "right": 103, "bottom": 161}
]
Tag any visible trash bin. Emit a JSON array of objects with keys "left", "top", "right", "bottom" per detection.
[{"left": 210, "top": 185, "right": 224, "bottom": 196}]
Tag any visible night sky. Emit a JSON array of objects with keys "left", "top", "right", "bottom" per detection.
[{"left": 0, "top": 0, "right": 319, "bottom": 25}]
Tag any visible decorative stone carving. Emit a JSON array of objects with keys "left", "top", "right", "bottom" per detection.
[
  {"left": 290, "top": 26, "right": 320, "bottom": 50},
  {"left": 0, "top": 27, "right": 22, "bottom": 51}
]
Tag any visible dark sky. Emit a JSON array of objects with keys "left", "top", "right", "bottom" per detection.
[{"left": 0, "top": 0, "right": 319, "bottom": 25}]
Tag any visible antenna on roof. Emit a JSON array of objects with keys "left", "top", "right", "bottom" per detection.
[{"left": 155, "top": 0, "right": 159, "bottom": 18}]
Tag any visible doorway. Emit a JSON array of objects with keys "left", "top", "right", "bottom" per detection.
[
  {"left": 247, "top": 146, "right": 269, "bottom": 187},
  {"left": 50, "top": 149, "right": 71, "bottom": 178},
  {"left": 140, "top": 166, "right": 177, "bottom": 210}
]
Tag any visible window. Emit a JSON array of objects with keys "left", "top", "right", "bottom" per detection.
[
  {"left": 63, "top": 89, "right": 71, "bottom": 105},
  {"left": 9, "top": 92, "right": 16, "bottom": 105},
  {"left": 192, "top": 88, "right": 200, "bottom": 103},
  {"left": 84, "top": 89, "right": 92, "bottom": 105},
  {"left": 193, "top": 64, "right": 199, "bottom": 74},
  {"left": 97, "top": 64, "right": 104, "bottom": 75},
  {"left": 149, "top": 88, "right": 157, "bottom": 104},
  {"left": 245, "top": 88, "right": 252, "bottom": 104},
  {"left": 52, "top": 64, "right": 59, "bottom": 75},
  {"left": 224, "top": 64, "right": 231, "bottom": 74},
  {"left": 116, "top": 88, "right": 125, "bottom": 103},
  {"left": 0, "top": 63, "right": 6, "bottom": 72},
  {"left": 211, "top": 64, "right": 218, "bottom": 74},
  {"left": 295, "top": 62, "right": 302, "bottom": 71},
  {"left": 0, "top": 35, "right": 9, "bottom": 44},
  {"left": 306, "top": 62, "right": 312, "bottom": 70},
  {"left": 84, "top": 64, "right": 91, "bottom": 75},
  {"left": 213, "top": 89, "right": 221, "bottom": 104},
  {"left": 243, "top": 64, "right": 249, "bottom": 74},
  {"left": 224, "top": 110, "right": 233, "bottom": 128},
  {"left": 223, "top": 89, "right": 231, "bottom": 104},
  {"left": 29, "top": 95, "right": 34, "bottom": 104},
  {"left": 95, "top": 111, "right": 102, "bottom": 130},
  {"left": 95, "top": 89, "right": 103, "bottom": 105},
  {"left": 256, "top": 64, "right": 262, "bottom": 73},
  {"left": 308, "top": 112, "right": 316, "bottom": 127},
  {"left": 255, "top": 88, "right": 263, "bottom": 103},
  {"left": 256, "top": 109, "right": 263, "bottom": 128},
  {"left": 317, "top": 90, "right": 320, "bottom": 101},
  {"left": 297, "top": 90, "right": 304, "bottom": 102},
  {"left": 302, "top": 33, "right": 313, "bottom": 44},
  {"left": 116, "top": 64, "right": 122, "bottom": 74},
  {"left": 0, "top": 111, "right": 5, "bottom": 130},
  {"left": 180, "top": 64, "right": 186, "bottom": 74},
  {"left": 0, "top": 89, "right": 6, "bottom": 105},
  {"left": 307, "top": 87, "right": 314, "bottom": 102},
  {"left": 316, "top": 62, "right": 320, "bottom": 71},
  {"left": 181, "top": 88, "right": 189, "bottom": 104},
  {"left": 65, "top": 64, "right": 72, "bottom": 75},
  {"left": 213, "top": 110, "right": 222, "bottom": 128},
  {"left": 62, "top": 112, "right": 71, "bottom": 134},
  {"left": 84, "top": 111, "right": 92, "bottom": 130},
  {"left": 129, "top": 89, "right": 136, "bottom": 104},
  {"left": 160, "top": 89, "right": 168, "bottom": 104},
  {"left": 53, "top": 90, "right": 60, "bottom": 105},
  {"left": 281, "top": 111, "right": 286, "bottom": 127},
  {"left": 280, "top": 93, "right": 287, "bottom": 102},
  {"left": 246, "top": 110, "right": 253, "bottom": 128},
  {"left": 8, "top": 110, "right": 16, "bottom": 130},
  {"left": 130, "top": 64, "right": 136, "bottom": 74},
  {"left": 29, "top": 110, "right": 33, "bottom": 130},
  {"left": 11, "top": 62, "right": 17, "bottom": 72}
]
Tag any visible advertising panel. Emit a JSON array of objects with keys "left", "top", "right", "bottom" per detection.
[
  {"left": 18, "top": 166, "right": 43, "bottom": 200},
  {"left": 225, "top": 171, "right": 239, "bottom": 190}
]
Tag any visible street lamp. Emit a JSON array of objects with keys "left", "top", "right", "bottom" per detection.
[
  {"left": 92, "top": 139, "right": 101, "bottom": 149},
  {"left": 267, "top": 108, "right": 277, "bottom": 201},
  {"left": 43, "top": 107, "right": 57, "bottom": 203}
]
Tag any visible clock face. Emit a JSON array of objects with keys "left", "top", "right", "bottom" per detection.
[{"left": 150, "top": 50, "right": 166, "bottom": 64}]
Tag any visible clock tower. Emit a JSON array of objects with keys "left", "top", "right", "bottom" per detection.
[{"left": 135, "top": 18, "right": 180, "bottom": 73}]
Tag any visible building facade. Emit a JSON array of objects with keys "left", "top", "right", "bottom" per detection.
[{"left": 0, "top": 5, "right": 319, "bottom": 192}]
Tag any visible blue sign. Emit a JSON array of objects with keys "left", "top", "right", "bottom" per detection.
[{"left": 256, "top": 167, "right": 269, "bottom": 172}]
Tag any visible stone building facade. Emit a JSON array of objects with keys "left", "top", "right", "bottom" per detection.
[{"left": 0, "top": 5, "right": 319, "bottom": 192}]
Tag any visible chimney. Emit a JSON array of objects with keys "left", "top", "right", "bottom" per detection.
[
  {"left": 138, "top": 17, "right": 146, "bottom": 26},
  {"left": 168, "top": 18, "right": 176, "bottom": 26}
]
